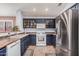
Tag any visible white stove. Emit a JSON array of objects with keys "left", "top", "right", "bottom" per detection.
[
  {"left": 36, "top": 32, "right": 46, "bottom": 46},
  {"left": 36, "top": 23, "right": 46, "bottom": 46}
]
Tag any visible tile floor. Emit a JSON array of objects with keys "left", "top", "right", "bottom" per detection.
[{"left": 24, "top": 45, "right": 56, "bottom": 56}]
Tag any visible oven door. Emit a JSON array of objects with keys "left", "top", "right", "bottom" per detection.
[{"left": 36, "top": 32, "right": 46, "bottom": 46}]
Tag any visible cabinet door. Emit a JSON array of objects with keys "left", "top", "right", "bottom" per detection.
[
  {"left": 51, "top": 35, "right": 56, "bottom": 46},
  {"left": 20, "top": 38, "right": 23, "bottom": 56},
  {"left": 0, "top": 21, "right": 5, "bottom": 32},
  {"left": 30, "top": 35, "right": 36, "bottom": 45},
  {"left": 0, "top": 48, "right": 6, "bottom": 56},
  {"left": 46, "top": 35, "right": 52, "bottom": 45},
  {"left": 21, "top": 37, "right": 28, "bottom": 56},
  {"left": 46, "top": 35, "right": 56, "bottom": 46},
  {"left": 27, "top": 35, "right": 31, "bottom": 45},
  {"left": 21, "top": 42, "right": 25, "bottom": 56}
]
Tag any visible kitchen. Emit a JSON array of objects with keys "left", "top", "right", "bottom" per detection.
[
  {"left": 0, "top": 17, "right": 56, "bottom": 56},
  {"left": 0, "top": 3, "right": 78, "bottom": 56}
]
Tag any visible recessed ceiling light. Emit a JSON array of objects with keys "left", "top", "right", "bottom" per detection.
[
  {"left": 33, "top": 8, "right": 36, "bottom": 12},
  {"left": 45, "top": 8, "right": 48, "bottom": 12}
]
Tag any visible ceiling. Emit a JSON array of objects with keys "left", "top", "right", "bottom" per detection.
[{"left": 0, "top": 3, "right": 75, "bottom": 18}]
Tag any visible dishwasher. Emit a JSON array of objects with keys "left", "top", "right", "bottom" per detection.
[{"left": 6, "top": 40, "right": 20, "bottom": 56}]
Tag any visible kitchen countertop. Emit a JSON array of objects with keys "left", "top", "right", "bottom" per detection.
[
  {"left": 26, "top": 32, "right": 56, "bottom": 35},
  {"left": 0, "top": 33, "right": 28, "bottom": 48},
  {"left": 0, "top": 30, "right": 56, "bottom": 48},
  {"left": 25, "top": 28, "right": 56, "bottom": 35},
  {"left": 0, "top": 32, "right": 25, "bottom": 37},
  {"left": 25, "top": 28, "right": 56, "bottom": 32}
]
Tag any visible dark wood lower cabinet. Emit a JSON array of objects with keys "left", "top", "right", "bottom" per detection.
[
  {"left": 0, "top": 47, "right": 6, "bottom": 56},
  {"left": 21, "top": 35, "right": 30, "bottom": 56},
  {"left": 30, "top": 35, "right": 36, "bottom": 45},
  {"left": 20, "top": 35, "right": 36, "bottom": 56},
  {"left": 46, "top": 35, "right": 56, "bottom": 46}
]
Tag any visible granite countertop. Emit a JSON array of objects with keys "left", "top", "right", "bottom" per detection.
[
  {"left": 0, "top": 34, "right": 28, "bottom": 48},
  {"left": 0, "top": 32, "right": 25, "bottom": 37},
  {"left": 0, "top": 30, "right": 56, "bottom": 48}
]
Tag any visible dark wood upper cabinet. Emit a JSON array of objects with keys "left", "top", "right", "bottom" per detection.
[{"left": 23, "top": 18, "right": 55, "bottom": 28}]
